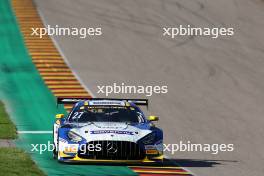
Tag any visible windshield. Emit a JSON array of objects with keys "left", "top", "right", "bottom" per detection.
[{"left": 68, "top": 106, "right": 145, "bottom": 123}]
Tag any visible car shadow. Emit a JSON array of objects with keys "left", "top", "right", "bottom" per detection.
[
  {"left": 166, "top": 158, "right": 238, "bottom": 167},
  {"left": 60, "top": 158, "right": 238, "bottom": 167}
]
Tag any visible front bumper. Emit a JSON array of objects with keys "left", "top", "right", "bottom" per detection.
[
  {"left": 58, "top": 151, "right": 163, "bottom": 163},
  {"left": 57, "top": 141, "right": 163, "bottom": 163}
]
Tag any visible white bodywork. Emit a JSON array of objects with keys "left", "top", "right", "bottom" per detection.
[{"left": 72, "top": 122, "right": 151, "bottom": 142}]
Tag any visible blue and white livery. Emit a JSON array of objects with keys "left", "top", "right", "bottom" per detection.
[{"left": 53, "top": 97, "right": 163, "bottom": 163}]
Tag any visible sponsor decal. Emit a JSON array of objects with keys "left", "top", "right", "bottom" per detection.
[
  {"left": 63, "top": 144, "right": 78, "bottom": 153},
  {"left": 146, "top": 149, "right": 158, "bottom": 154},
  {"left": 89, "top": 100, "right": 125, "bottom": 106},
  {"left": 90, "top": 130, "right": 134, "bottom": 135}
]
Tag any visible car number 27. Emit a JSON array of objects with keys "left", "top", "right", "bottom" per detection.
[{"left": 72, "top": 112, "right": 84, "bottom": 120}]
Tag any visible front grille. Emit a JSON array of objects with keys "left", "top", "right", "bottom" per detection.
[{"left": 78, "top": 141, "right": 145, "bottom": 160}]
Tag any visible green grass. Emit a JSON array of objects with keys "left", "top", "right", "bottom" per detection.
[
  {"left": 0, "top": 101, "right": 45, "bottom": 175},
  {"left": 0, "top": 101, "right": 17, "bottom": 139},
  {"left": 0, "top": 148, "right": 45, "bottom": 176}
]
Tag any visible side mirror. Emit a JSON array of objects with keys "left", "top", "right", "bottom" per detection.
[
  {"left": 56, "top": 114, "right": 64, "bottom": 119},
  {"left": 148, "top": 115, "right": 159, "bottom": 121}
]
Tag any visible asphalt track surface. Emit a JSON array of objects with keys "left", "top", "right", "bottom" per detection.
[{"left": 34, "top": 0, "right": 264, "bottom": 176}]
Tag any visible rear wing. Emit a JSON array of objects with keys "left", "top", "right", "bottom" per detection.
[{"left": 57, "top": 97, "right": 148, "bottom": 109}]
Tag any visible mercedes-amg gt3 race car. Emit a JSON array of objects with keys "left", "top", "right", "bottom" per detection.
[{"left": 53, "top": 97, "right": 163, "bottom": 163}]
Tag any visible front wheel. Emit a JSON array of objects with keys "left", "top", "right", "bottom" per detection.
[{"left": 52, "top": 142, "right": 58, "bottom": 159}]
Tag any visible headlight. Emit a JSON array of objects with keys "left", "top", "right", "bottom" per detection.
[
  {"left": 142, "top": 133, "right": 156, "bottom": 145},
  {"left": 68, "top": 131, "right": 82, "bottom": 143}
]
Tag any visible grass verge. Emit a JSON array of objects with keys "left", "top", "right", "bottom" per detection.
[
  {"left": 0, "top": 101, "right": 17, "bottom": 139},
  {"left": 0, "top": 101, "right": 45, "bottom": 175},
  {"left": 0, "top": 148, "right": 45, "bottom": 176}
]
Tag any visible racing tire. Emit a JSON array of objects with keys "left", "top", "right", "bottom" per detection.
[{"left": 52, "top": 142, "right": 58, "bottom": 159}]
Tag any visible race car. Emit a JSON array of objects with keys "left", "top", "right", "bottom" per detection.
[{"left": 53, "top": 97, "right": 163, "bottom": 163}]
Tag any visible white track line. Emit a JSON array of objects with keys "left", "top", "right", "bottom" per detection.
[{"left": 18, "top": 131, "right": 53, "bottom": 134}]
